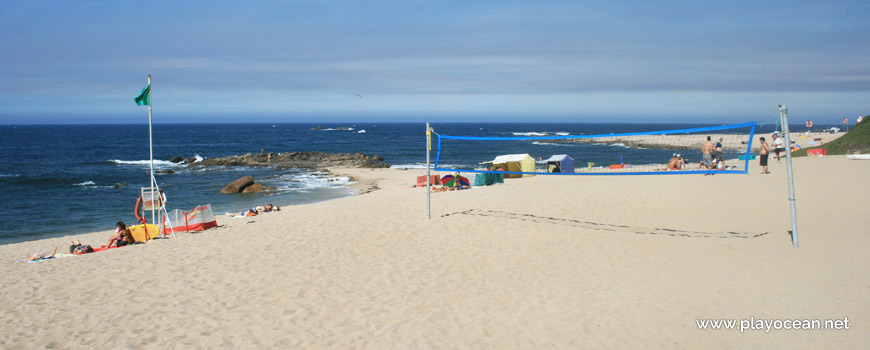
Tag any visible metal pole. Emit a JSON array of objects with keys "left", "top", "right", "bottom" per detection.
[
  {"left": 426, "top": 122, "right": 431, "bottom": 220},
  {"left": 148, "top": 74, "right": 156, "bottom": 228},
  {"left": 780, "top": 105, "right": 799, "bottom": 248}
]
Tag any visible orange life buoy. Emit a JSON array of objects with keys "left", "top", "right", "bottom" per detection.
[
  {"left": 806, "top": 121, "right": 813, "bottom": 128},
  {"left": 134, "top": 196, "right": 146, "bottom": 224}
]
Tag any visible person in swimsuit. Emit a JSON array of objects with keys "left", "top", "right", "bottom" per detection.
[
  {"left": 666, "top": 153, "right": 683, "bottom": 170},
  {"left": 107, "top": 221, "right": 133, "bottom": 248},
  {"left": 759, "top": 136, "right": 770, "bottom": 174},
  {"left": 701, "top": 136, "right": 714, "bottom": 170},
  {"left": 69, "top": 240, "right": 94, "bottom": 254},
  {"left": 14, "top": 247, "right": 58, "bottom": 263}
]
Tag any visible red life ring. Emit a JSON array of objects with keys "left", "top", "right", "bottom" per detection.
[
  {"left": 134, "top": 196, "right": 146, "bottom": 223},
  {"left": 806, "top": 121, "right": 813, "bottom": 128}
]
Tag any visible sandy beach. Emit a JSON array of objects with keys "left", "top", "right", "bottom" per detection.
[{"left": 2, "top": 154, "right": 868, "bottom": 348}]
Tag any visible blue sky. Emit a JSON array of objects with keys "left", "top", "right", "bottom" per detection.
[{"left": 1, "top": 0, "right": 867, "bottom": 124}]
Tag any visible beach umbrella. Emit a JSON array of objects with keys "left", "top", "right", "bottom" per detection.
[
  {"left": 441, "top": 174, "right": 470, "bottom": 188},
  {"left": 440, "top": 174, "right": 455, "bottom": 188}
]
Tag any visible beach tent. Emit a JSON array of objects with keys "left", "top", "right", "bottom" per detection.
[
  {"left": 474, "top": 172, "right": 504, "bottom": 186},
  {"left": 492, "top": 154, "right": 536, "bottom": 178},
  {"left": 544, "top": 154, "right": 574, "bottom": 173},
  {"left": 162, "top": 204, "right": 217, "bottom": 234}
]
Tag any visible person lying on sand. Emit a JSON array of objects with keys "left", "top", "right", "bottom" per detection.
[
  {"left": 228, "top": 208, "right": 259, "bottom": 217},
  {"left": 431, "top": 185, "right": 469, "bottom": 192},
  {"left": 261, "top": 204, "right": 280, "bottom": 212},
  {"left": 227, "top": 204, "right": 281, "bottom": 217},
  {"left": 69, "top": 240, "right": 95, "bottom": 254},
  {"left": 14, "top": 247, "right": 58, "bottom": 263}
]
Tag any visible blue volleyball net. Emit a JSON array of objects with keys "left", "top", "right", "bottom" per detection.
[{"left": 433, "top": 122, "right": 758, "bottom": 176}]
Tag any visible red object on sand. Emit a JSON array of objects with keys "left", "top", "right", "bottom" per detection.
[{"left": 807, "top": 149, "right": 826, "bottom": 156}]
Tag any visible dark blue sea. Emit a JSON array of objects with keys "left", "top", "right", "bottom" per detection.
[{"left": 0, "top": 122, "right": 827, "bottom": 244}]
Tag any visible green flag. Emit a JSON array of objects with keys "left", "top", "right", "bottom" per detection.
[{"left": 134, "top": 84, "right": 151, "bottom": 106}]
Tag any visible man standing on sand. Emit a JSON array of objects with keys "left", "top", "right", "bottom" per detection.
[
  {"left": 713, "top": 137, "right": 724, "bottom": 166},
  {"left": 701, "top": 136, "right": 714, "bottom": 170},
  {"left": 759, "top": 136, "right": 770, "bottom": 174}
]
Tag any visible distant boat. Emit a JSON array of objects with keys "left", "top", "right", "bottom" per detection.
[{"left": 357, "top": 130, "right": 366, "bottom": 134}]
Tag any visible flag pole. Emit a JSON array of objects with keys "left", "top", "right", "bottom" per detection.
[{"left": 147, "top": 74, "right": 156, "bottom": 228}]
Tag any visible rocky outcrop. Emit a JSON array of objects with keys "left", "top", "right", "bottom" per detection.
[
  {"left": 221, "top": 176, "right": 255, "bottom": 194},
  {"left": 242, "top": 183, "right": 265, "bottom": 193},
  {"left": 192, "top": 152, "right": 390, "bottom": 169},
  {"left": 170, "top": 156, "right": 200, "bottom": 165}
]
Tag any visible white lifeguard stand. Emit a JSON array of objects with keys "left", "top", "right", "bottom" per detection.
[
  {"left": 140, "top": 182, "right": 176, "bottom": 238},
  {"left": 141, "top": 187, "right": 161, "bottom": 224}
]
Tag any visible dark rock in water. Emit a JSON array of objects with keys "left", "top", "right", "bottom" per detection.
[
  {"left": 192, "top": 151, "right": 390, "bottom": 169},
  {"left": 155, "top": 169, "right": 175, "bottom": 174},
  {"left": 311, "top": 126, "right": 324, "bottom": 130},
  {"left": 221, "top": 176, "right": 255, "bottom": 194},
  {"left": 170, "top": 156, "right": 199, "bottom": 164},
  {"left": 114, "top": 182, "right": 130, "bottom": 189},
  {"left": 242, "top": 183, "right": 265, "bottom": 193}
]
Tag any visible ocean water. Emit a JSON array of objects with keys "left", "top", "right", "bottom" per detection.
[{"left": 0, "top": 122, "right": 822, "bottom": 243}]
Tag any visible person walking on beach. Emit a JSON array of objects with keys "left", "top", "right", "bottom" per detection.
[
  {"left": 772, "top": 134, "right": 784, "bottom": 162},
  {"left": 759, "top": 136, "right": 770, "bottom": 174},
  {"left": 701, "top": 136, "right": 714, "bottom": 170}
]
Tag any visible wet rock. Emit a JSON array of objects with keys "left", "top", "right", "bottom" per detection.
[
  {"left": 242, "top": 183, "right": 265, "bottom": 193},
  {"left": 221, "top": 176, "right": 255, "bottom": 194}
]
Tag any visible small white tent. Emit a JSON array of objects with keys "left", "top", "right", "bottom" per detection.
[{"left": 545, "top": 154, "right": 574, "bottom": 173}]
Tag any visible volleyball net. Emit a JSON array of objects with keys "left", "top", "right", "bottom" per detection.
[{"left": 433, "top": 122, "right": 758, "bottom": 176}]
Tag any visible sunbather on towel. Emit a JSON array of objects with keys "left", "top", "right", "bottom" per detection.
[
  {"left": 69, "top": 240, "right": 95, "bottom": 254},
  {"left": 262, "top": 204, "right": 280, "bottom": 212},
  {"left": 14, "top": 247, "right": 58, "bottom": 263},
  {"left": 107, "top": 221, "right": 134, "bottom": 248},
  {"left": 228, "top": 208, "right": 259, "bottom": 217}
]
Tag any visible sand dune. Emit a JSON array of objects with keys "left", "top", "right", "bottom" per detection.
[{"left": 2, "top": 155, "right": 867, "bottom": 348}]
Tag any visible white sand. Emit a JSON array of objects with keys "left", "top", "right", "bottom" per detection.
[{"left": 1, "top": 155, "right": 868, "bottom": 348}]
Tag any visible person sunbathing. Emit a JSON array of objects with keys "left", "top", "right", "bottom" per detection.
[
  {"left": 262, "top": 204, "right": 280, "bottom": 212},
  {"left": 228, "top": 208, "right": 259, "bottom": 217},
  {"left": 69, "top": 240, "right": 95, "bottom": 254},
  {"left": 107, "top": 221, "right": 133, "bottom": 248},
  {"left": 15, "top": 247, "right": 58, "bottom": 263}
]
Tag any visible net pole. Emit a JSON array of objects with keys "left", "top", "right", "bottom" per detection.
[
  {"left": 426, "top": 122, "right": 431, "bottom": 220},
  {"left": 147, "top": 74, "right": 156, "bottom": 228},
  {"left": 780, "top": 105, "right": 799, "bottom": 248}
]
